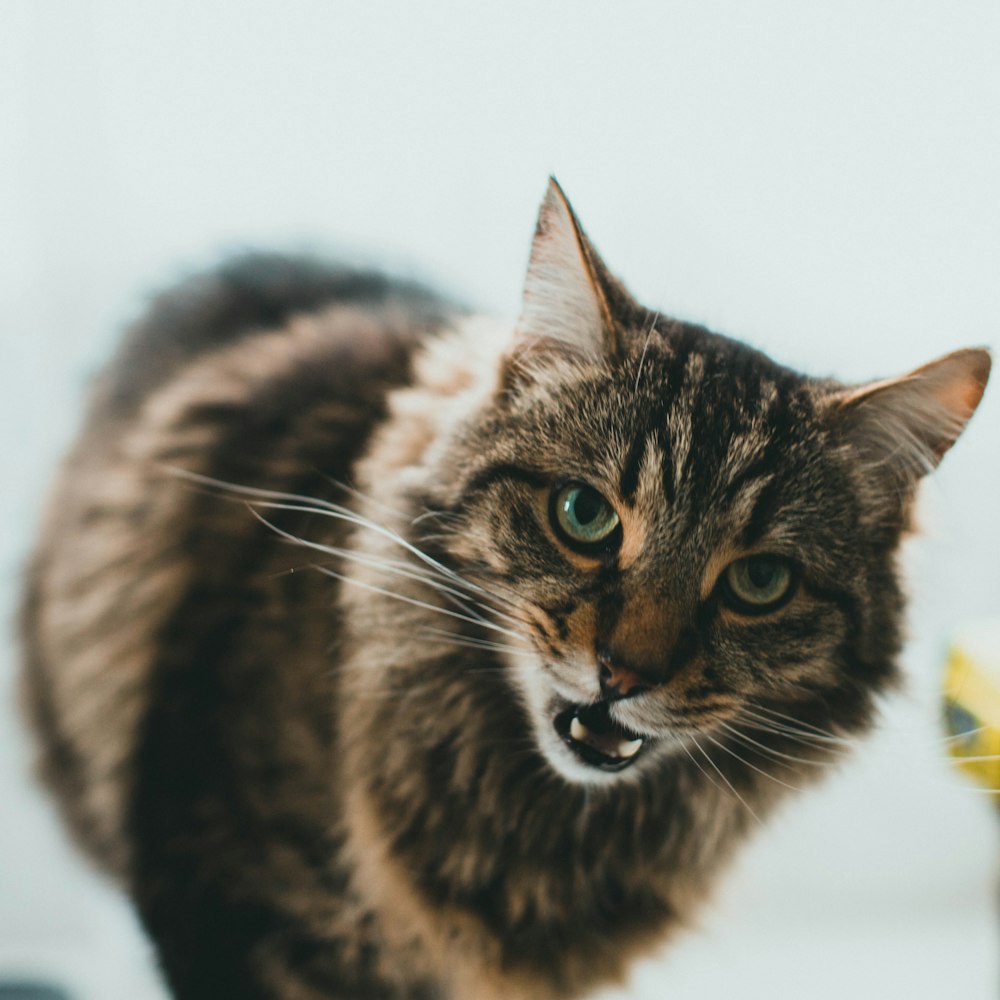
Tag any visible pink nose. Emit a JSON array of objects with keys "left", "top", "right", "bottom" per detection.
[{"left": 597, "top": 651, "right": 651, "bottom": 701}]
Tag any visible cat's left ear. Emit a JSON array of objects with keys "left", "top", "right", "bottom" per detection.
[
  {"left": 825, "top": 347, "right": 991, "bottom": 481},
  {"left": 506, "top": 179, "right": 634, "bottom": 377}
]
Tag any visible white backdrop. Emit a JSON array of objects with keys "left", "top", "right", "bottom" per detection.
[{"left": 1, "top": 3, "right": 998, "bottom": 998}]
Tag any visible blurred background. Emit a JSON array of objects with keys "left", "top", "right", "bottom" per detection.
[{"left": 1, "top": 2, "right": 998, "bottom": 998}]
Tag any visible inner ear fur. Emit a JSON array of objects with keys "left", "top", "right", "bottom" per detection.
[
  {"left": 501, "top": 178, "right": 637, "bottom": 392},
  {"left": 826, "top": 347, "right": 991, "bottom": 480}
]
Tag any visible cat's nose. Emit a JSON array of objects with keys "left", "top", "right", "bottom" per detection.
[{"left": 597, "top": 649, "right": 653, "bottom": 702}]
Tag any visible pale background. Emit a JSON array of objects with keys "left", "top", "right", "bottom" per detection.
[{"left": 1, "top": 2, "right": 998, "bottom": 998}]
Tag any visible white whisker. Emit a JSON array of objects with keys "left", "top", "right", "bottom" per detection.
[
  {"left": 416, "top": 627, "right": 524, "bottom": 656},
  {"left": 313, "top": 472, "right": 413, "bottom": 523},
  {"left": 704, "top": 732, "right": 804, "bottom": 793},
  {"left": 741, "top": 704, "right": 854, "bottom": 747},
  {"left": 719, "top": 718, "right": 835, "bottom": 768},
  {"left": 311, "top": 564, "right": 526, "bottom": 642},
  {"left": 678, "top": 740, "right": 727, "bottom": 796},
  {"left": 167, "top": 467, "right": 498, "bottom": 604},
  {"left": 690, "top": 735, "right": 763, "bottom": 826},
  {"left": 633, "top": 312, "right": 659, "bottom": 393}
]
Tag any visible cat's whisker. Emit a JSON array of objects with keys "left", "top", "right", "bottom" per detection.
[
  {"left": 732, "top": 711, "right": 856, "bottom": 757},
  {"left": 689, "top": 735, "right": 764, "bottom": 826},
  {"left": 245, "top": 506, "right": 477, "bottom": 602},
  {"left": 633, "top": 311, "right": 659, "bottom": 393},
  {"left": 410, "top": 507, "right": 462, "bottom": 528},
  {"left": 272, "top": 531, "right": 473, "bottom": 600},
  {"left": 240, "top": 501, "right": 529, "bottom": 637},
  {"left": 310, "top": 564, "right": 527, "bottom": 642},
  {"left": 421, "top": 583, "right": 527, "bottom": 631},
  {"left": 935, "top": 752, "right": 1000, "bottom": 763},
  {"left": 415, "top": 630, "right": 524, "bottom": 656},
  {"left": 410, "top": 531, "right": 466, "bottom": 551},
  {"left": 729, "top": 713, "right": 832, "bottom": 749},
  {"left": 375, "top": 567, "right": 528, "bottom": 640},
  {"left": 247, "top": 499, "right": 470, "bottom": 582},
  {"left": 677, "top": 741, "right": 731, "bottom": 803},
  {"left": 166, "top": 467, "right": 504, "bottom": 610},
  {"left": 934, "top": 725, "right": 992, "bottom": 745},
  {"left": 741, "top": 703, "right": 855, "bottom": 747},
  {"left": 166, "top": 466, "right": 375, "bottom": 519},
  {"left": 416, "top": 627, "right": 525, "bottom": 656},
  {"left": 412, "top": 576, "right": 527, "bottom": 632},
  {"left": 313, "top": 472, "right": 414, "bottom": 524},
  {"left": 703, "top": 732, "right": 805, "bottom": 793},
  {"left": 717, "top": 719, "right": 833, "bottom": 769},
  {"left": 743, "top": 702, "right": 840, "bottom": 734},
  {"left": 453, "top": 567, "right": 529, "bottom": 612},
  {"left": 739, "top": 725, "right": 855, "bottom": 762}
]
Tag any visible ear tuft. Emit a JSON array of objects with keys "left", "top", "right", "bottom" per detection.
[{"left": 828, "top": 347, "right": 991, "bottom": 481}]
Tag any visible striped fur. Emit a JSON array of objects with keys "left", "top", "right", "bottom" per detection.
[{"left": 20, "top": 185, "right": 989, "bottom": 999}]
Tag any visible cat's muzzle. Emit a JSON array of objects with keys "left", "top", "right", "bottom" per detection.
[{"left": 553, "top": 700, "right": 646, "bottom": 771}]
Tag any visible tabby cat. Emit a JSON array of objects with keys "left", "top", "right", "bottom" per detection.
[{"left": 21, "top": 180, "right": 990, "bottom": 1000}]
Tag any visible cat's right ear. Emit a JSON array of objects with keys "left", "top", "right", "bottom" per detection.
[
  {"left": 825, "top": 347, "right": 991, "bottom": 485},
  {"left": 501, "top": 179, "right": 632, "bottom": 390}
]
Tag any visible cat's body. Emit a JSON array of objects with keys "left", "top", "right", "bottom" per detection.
[{"left": 21, "top": 182, "right": 990, "bottom": 999}]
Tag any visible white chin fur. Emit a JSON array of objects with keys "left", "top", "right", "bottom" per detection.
[{"left": 504, "top": 649, "right": 640, "bottom": 786}]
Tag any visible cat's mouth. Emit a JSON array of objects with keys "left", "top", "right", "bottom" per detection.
[{"left": 553, "top": 701, "right": 647, "bottom": 771}]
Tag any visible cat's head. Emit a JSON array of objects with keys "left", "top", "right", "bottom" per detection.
[{"left": 429, "top": 179, "right": 990, "bottom": 785}]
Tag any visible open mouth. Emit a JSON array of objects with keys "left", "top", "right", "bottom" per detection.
[{"left": 553, "top": 701, "right": 647, "bottom": 771}]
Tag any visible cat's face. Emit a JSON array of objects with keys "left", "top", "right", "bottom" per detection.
[{"left": 430, "top": 181, "right": 989, "bottom": 785}]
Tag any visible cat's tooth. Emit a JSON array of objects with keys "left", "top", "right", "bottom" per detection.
[
  {"left": 616, "top": 737, "right": 643, "bottom": 758},
  {"left": 570, "top": 716, "right": 590, "bottom": 742}
]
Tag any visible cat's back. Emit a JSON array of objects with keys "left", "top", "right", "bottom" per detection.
[{"left": 20, "top": 254, "right": 456, "bottom": 877}]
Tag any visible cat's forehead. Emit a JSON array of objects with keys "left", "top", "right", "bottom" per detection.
[
  {"left": 493, "top": 325, "right": 830, "bottom": 553},
  {"left": 530, "top": 326, "right": 814, "bottom": 458}
]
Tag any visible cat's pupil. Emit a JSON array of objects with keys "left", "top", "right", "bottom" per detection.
[
  {"left": 550, "top": 483, "right": 620, "bottom": 551},
  {"left": 747, "top": 557, "right": 777, "bottom": 589},
  {"left": 721, "top": 555, "right": 793, "bottom": 612},
  {"left": 571, "top": 489, "right": 602, "bottom": 525}
]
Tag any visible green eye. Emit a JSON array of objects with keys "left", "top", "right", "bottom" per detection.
[
  {"left": 722, "top": 555, "right": 794, "bottom": 613},
  {"left": 550, "top": 483, "right": 621, "bottom": 553}
]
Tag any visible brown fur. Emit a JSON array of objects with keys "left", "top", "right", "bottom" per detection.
[{"left": 20, "top": 184, "right": 990, "bottom": 998}]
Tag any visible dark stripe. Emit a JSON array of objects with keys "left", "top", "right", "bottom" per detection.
[
  {"left": 659, "top": 336, "right": 694, "bottom": 498},
  {"left": 539, "top": 598, "right": 577, "bottom": 642},
  {"left": 528, "top": 619, "right": 561, "bottom": 659},
  {"left": 540, "top": 597, "right": 579, "bottom": 618},
  {"left": 655, "top": 425, "right": 676, "bottom": 505},
  {"left": 460, "top": 463, "right": 549, "bottom": 503},
  {"left": 722, "top": 454, "right": 776, "bottom": 508},
  {"left": 740, "top": 478, "right": 784, "bottom": 547},
  {"left": 619, "top": 430, "right": 648, "bottom": 503}
]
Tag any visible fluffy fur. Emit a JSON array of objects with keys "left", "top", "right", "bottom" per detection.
[{"left": 20, "top": 181, "right": 990, "bottom": 999}]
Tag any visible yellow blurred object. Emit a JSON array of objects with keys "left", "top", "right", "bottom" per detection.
[{"left": 943, "top": 620, "right": 1000, "bottom": 794}]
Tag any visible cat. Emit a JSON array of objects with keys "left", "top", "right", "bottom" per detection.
[{"left": 20, "top": 179, "right": 990, "bottom": 1000}]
